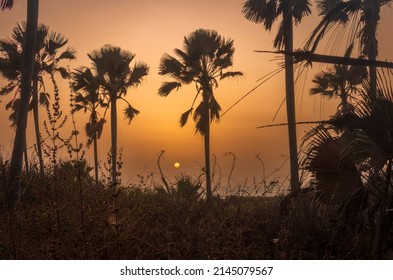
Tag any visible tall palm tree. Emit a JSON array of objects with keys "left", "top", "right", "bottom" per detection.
[
  {"left": 158, "top": 29, "right": 243, "bottom": 201},
  {"left": 87, "top": 45, "right": 149, "bottom": 185},
  {"left": 242, "top": 0, "right": 311, "bottom": 192},
  {"left": 9, "top": 0, "right": 39, "bottom": 208},
  {"left": 71, "top": 67, "right": 105, "bottom": 184},
  {"left": 306, "top": 0, "right": 392, "bottom": 102},
  {"left": 0, "top": 22, "right": 76, "bottom": 177}
]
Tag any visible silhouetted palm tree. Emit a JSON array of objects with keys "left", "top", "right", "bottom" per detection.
[
  {"left": 71, "top": 67, "right": 105, "bottom": 184},
  {"left": 8, "top": 0, "right": 39, "bottom": 208},
  {"left": 310, "top": 45, "right": 366, "bottom": 118},
  {"left": 158, "top": 29, "right": 243, "bottom": 200},
  {"left": 306, "top": 0, "right": 392, "bottom": 101},
  {"left": 87, "top": 45, "right": 149, "bottom": 185},
  {"left": 0, "top": 22, "right": 76, "bottom": 176},
  {"left": 302, "top": 72, "right": 393, "bottom": 258},
  {"left": 242, "top": 0, "right": 311, "bottom": 192}
]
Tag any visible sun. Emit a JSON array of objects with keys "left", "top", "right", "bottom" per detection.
[{"left": 174, "top": 162, "right": 181, "bottom": 168}]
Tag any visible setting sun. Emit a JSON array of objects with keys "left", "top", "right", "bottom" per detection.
[{"left": 174, "top": 162, "right": 180, "bottom": 169}]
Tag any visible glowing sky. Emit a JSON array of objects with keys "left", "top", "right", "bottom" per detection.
[{"left": 1, "top": 0, "right": 393, "bottom": 188}]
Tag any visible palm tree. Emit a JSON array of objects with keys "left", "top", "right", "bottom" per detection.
[
  {"left": 242, "top": 0, "right": 312, "bottom": 192},
  {"left": 8, "top": 0, "right": 39, "bottom": 208},
  {"left": 302, "top": 75, "right": 393, "bottom": 258},
  {"left": 1, "top": 0, "right": 13, "bottom": 10},
  {"left": 158, "top": 29, "right": 243, "bottom": 201},
  {"left": 0, "top": 22, "right": 76, "bottom": 177},
  {"left": 87, "top": 45, "right": 149, "bottom": 185},
  {"left": 6, "top": 98, "right": 29, "bottom": 174},
  {"left": 310, "top": 45, "right": 366, "bottom": 118},
  {"left": 306, "top": 0, "right": 392, "bottom": 102},
  {"left": 71, "top": 67, "right": 105, "bottom": 184}
]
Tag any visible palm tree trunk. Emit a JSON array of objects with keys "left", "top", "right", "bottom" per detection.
[
  {"left": 93, "top": 131, "right": 99, "bottom": 184},
  {"left": 283, "top": 3, "right": 300, "bottom": 192},
  {"left": 32, "top": 72, "right": 44, "bottom": 177},
  {"left": 9, "top": 0, "right": 39, "bottom": 208},
  {"left": 23, "top": 137, "right": 29, "bottom": 175},
  {"left": 204, "top": 101, "right": 212, "bottom": 201},
  {"left": 110, "top": 93, "right": 117, "bottom": 185},
  {"left": 368, "top": 25, "right": 378, "bottom": 104}
]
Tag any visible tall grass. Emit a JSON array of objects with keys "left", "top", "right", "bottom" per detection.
[{"left": 0, "top": 156, "right": 391, "bottom": 259}]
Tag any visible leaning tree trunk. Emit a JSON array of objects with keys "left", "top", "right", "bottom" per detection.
[
  {"left": 283, "top": 4, "right": 300, "bottom": 192},
  {"left": 9, "top": 0, "right": 39, "bottom": 208},
  {"left": 32, "top": 71, "right": 44, "bottom": 177},
  {"left": 110, "top": 93, "right": 118, "bottom": 186},
  {"left": 204, "top": 99, "right": 212, "bottom": 201}
]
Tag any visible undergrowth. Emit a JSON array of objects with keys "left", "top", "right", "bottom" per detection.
[{"left": 0, "top": 158, "right": 391, "bottom": 259}]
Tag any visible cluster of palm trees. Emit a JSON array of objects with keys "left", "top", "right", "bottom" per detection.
[
  {"left": 1, "top": 7, "right": 241, "bottom": 204},
  {"left": 71, "top": 46, "right": 149, "bottom": 185},
  {"left": 2, "top": 0, "right": 393, "bottom": 214}
]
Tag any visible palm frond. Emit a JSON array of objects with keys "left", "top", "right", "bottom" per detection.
[
  {"left": 158, "top": 54, "right": 184, "bottom": 77},
  {"left": 242, "top": 0, "right": 277, "bottom": 30},
  {"left": 0, "top": 81, "right": 17, "bottom": 95},
  {"left": 301, "top": 125, "right": 363, "bottom": 205},
  {"left": 128, "top": 62, "right": 149, "bottom": 86},
  {"left": 85, "top": 118, "right": 106, "bottom": 140},
  {"left": 123, "top": 104, "right": 140, "bottom": 124},
  {"left": 57, "top": 47, "right": 77, "bottom": 60},
  {"left": 158, "top": 82, "right": 182, "bottom": 97},
  {"left": 292, "top": 0, "right": 312, "bottom": 24},
  {"left": 305, "top": 0, "right": 361, "bottom": 52},
  {"left": 193, "top": 100, "right": 209, "bottom": 135},
  {"left": 209, "top": 96, "right": 221, "bottom": 121},
  {"left": 56, "top": 67, "right": 70, "bottom": 79},
  {"left": 1, "top": 0, "right": 13, "bottom": 10},
  {"left": 220, "top": 71, "right": 243, "bottom": 80},
  {"left": 180, "top": 108, "right": 193, "bottom": 127},
  {"left": 39, "top": 92, "right": 50, "bottom": 108},
  {"left": 46, "top": 31, "right": 68, "bottom": 55}
]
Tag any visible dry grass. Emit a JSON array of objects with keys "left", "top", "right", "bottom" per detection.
[{"left": 0, "top": 160, "right": 391, "bottom": 259}]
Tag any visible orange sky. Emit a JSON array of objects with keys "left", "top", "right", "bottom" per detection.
[{"left": 1, "top": 0, "right": 393, "bottom": 189}]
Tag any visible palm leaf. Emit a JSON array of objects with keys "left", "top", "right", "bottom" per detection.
[
  {"left": 56, "top": 67, "right": 70, "bottom": 79},
  {"left": 180, "top": 108, "right": 193, "bottom": 127},
  {"left": 123, "top": 104, "right": 140, "bottom": 124},
  {"left": 220, "top": 71, "right": 243, "bottom": 80},
  {"left": 209, "top": 96, "right": 221, "bottom": 121},
  {"left": 85, "top": 118, "right": 106, "bottom": 141},
  {"left": 301, "top": 125, "right": 363, "bottom": 205},
  {"left": 193, "top": 100, "right": 209, "bottom": 135},
  {"left": 158, "top": 81, "right": 182, "bottom": 97},
  {"left": 242, "top": 0, "right": 277, "bottom": 30},
  {"left": 1, "top": 0, "right": 13, "bottom": 10},
  {"left": 0, "top": 81, "right": 17, "bottom": 95},
  {"left": 46, "top": 31, "right": 68, "bottom": 55},
  {"left": 158, "top": 54, "right": 184, "bottom": 77},
  {"left": 128, "top": 62, "right": 149, "bottom": 86},
  {"left": 57, "top": 47, "right": 77, "bottom": 60},
  {"left": 292, "top": 0, "right": 312, "bottom": 24},
  {"left": 39, "top": 92, "right": 50, "bottom": 107}
]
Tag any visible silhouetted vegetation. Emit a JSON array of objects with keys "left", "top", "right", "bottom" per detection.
[
  {"left": 0, "top": 155, "right": 392, "bottom": 259},
  {"left": 1, "top": 1, "right": 393, "bottom": 260}
]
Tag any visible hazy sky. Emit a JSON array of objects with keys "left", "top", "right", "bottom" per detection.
[{"left": 1, "top": 0, "right": 393, "bottom": 188}]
